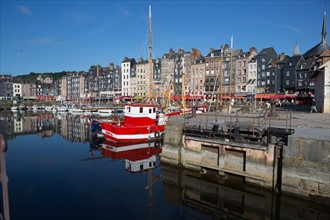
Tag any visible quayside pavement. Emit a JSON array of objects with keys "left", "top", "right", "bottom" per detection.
[{"left": 167, "top": 108, "right": 330, "bottom": 141}]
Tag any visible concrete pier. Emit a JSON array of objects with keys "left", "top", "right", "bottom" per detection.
[{"left": 161, "top": 111, "right": 330, "bottom": 200}]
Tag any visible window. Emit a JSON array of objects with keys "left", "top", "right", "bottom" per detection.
[
  {"left": 262, "top": 65, "right": 265, "bottom": 70},
  {"left": 286, "top": 71, "right": 290, "bottom": 77},
  {"left": 266, "top": 72, "right": 270, "bottom": 76},
  {"left": 286, "top": 80, "right": 289, "bottom": 85}
]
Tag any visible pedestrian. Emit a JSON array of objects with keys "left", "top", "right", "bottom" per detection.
[{"left": 311, "top": 98, "right": 318, "bottom": 113}]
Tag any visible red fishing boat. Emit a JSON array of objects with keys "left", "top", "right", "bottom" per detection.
[
  {"left": 101, "top": 139, "right": 162, "bottom": 173},
  {"left": 99, "top": 103, "right": 166, "bottom": 143}
]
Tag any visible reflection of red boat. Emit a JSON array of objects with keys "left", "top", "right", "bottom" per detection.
[
  {"left": 101, "top": 140, "right": 162, "bottom": 173},
  {"left": 100, "top": 104, "right": 166, "bottom": 143}
]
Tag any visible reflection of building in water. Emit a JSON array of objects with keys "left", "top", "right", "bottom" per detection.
[
  {"left": 59, "top": 114, "right": 68, "bottom": 140},
  {"left": 0, "top": 112, "right": 91, "bottom": 143},
  {"left": 13, "top": 117, "right": 23, "bottom": 133},
  {"left": 22, "top": 115, "right": 37, "bottom": 134},
  {"left": 0, "top": 117, "right": 15, "bottom": 139},
  {"left": 0, "top": 113, "right": 56, "bottom": 139},
  {"left": 60, "top": 115, "right": 91, "bottom": 143},
  {"left": 161, "top": 163, "right": 330, "bottom": 219}
]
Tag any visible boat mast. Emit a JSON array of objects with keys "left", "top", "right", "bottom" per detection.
[
  {"left": 181, "top": 58, "right": 186, "bottom": 114},
  {"left": 148, "top": 4, "right": 153, "bottom": 102},
  {"left": 229, "top": 36, "right": 233, "bottom": 112},
  {"left": 219, "top": 51, "right": 223, "bottom": 107}
]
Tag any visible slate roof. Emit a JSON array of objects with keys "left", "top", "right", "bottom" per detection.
[
  {"left": 303, "top": 41, "right": 330, "bottom": 58},
  {"left": 283, "top": 55, "right": 302, "bottom": 68},
  {"left": 257, "top": 47, "right": 276, "bottom": 56}
]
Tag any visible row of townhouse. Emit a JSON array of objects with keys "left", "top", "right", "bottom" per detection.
[
  {"left": 1, "top": 10, "right": 329, "bottom": 102},
  {"left": 0, "top": 75, "right": 57, "bottom": 100},
  {"left": 0, "top": 42, "right": 328, "bottom": 102}
]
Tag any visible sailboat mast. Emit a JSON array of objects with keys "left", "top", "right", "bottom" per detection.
[
  {"left": 148, "top": 4, "right": 153, "bottom": 101},
  {"left": 220, "top": 54, "right": 223, "bottom": 106},
  {"left": 181, "top": 58, "right": 186, "bottom": 114}
]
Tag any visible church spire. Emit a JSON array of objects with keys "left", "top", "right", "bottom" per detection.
[
  {"left": 321, "top": 5, "right": 327, "bottom": 43},
  {"left": 293, "top": 40, "right": 300, "bottom": 56}
]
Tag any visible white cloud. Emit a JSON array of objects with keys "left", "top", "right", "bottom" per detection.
[
  {"left": 29, "top": 37, "right": 61, "bottom": 45},
  {"left": 17, "top": 5, "right": 31, "bottom": 16},
  {"left": 270, "top": 22, "right": 305, "bottom": 35}
]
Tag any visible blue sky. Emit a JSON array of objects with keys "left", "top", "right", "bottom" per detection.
[{"left": 1, "top": 0, "right": 328, "bottom": 76}]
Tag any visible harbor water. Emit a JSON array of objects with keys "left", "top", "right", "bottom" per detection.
[{"left": 0, "top": 111, "right": 329, "bottom": 220}]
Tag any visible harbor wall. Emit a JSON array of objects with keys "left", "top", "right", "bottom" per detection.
[
  {"left": 162, "top": 134, "right": 277, "bottom": 189},
  {"left": 161, "top": 120, "right": 330, "bottom": 200},
  {"left": 282, "top": 135, "right": 330, "bottom": 198}
]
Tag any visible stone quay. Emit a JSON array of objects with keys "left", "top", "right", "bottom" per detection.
[{"left": 161, "top": 109, "right": 330, "bottom": 202}]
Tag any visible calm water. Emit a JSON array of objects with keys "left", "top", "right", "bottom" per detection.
[{"left": 0, "top": 111, "right": 329, "bottom": 220}]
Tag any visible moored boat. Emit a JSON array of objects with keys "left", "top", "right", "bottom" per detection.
[
  {"left": 97, "top": 109, "right": 113, "bottom": 117},
  {"left": 99, "top": 103, "right": 166, "bottom": 143},
  {"left": 68, "top": 108, "right": 84, "bottom": 114}
]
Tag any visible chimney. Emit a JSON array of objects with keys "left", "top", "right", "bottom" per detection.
[
  {"left": 97, "top": 65, "right": 101, "bottom": 77},
  {"left": 109, "top": 63, "right": 114, "bottom": 71},
  {"left": 278, "top": 52, "right": 286, "bottom": 61}
]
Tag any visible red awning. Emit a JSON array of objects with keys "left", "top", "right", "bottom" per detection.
[
  {"left": 269, "top": 94, "right": 285, "bottom": 99},
  {"left": 256, "top": 94, "right": 276, "bottom": 99}
]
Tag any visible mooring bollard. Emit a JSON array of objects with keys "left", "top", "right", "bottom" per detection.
[
  {"left": 0, "top": 133, "right": 10, "bottom": 220},
  {"left": 0, "top": 134, "right": 7, "bottom": 153}
]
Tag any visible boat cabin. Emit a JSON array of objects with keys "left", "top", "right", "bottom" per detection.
[{"left": 124, "top": 104, "right": 158, "bottom": 119}]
